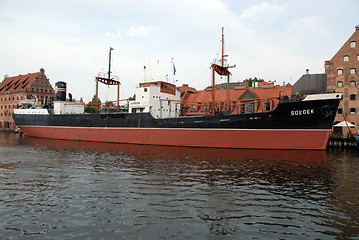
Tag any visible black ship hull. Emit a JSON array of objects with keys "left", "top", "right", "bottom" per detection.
[{"left": 13, "top": 97, "right": 340, "bottom": 150}]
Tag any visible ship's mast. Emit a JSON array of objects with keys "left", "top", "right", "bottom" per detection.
[
  {"left": 210, "top": 27, "right": 234, "bottom": 115},
  {"left": 108, "top": 47, "right": 114, "bottom": 80},
  {"left": 221, "top": 27, "right": 224, "bottom": 67},
  {"left": 95, "top": 47, "right": 121, "bottom": 113}
]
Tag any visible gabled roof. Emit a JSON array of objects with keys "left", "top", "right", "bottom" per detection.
[
  {"left": 183, "top": 85, "right": 292, "bottom": 104},
  {"left": 0, "top": 72, "right": 39, "bottom": 94},
  {"left": 327, "top": 25, "right": 359, "bottom": 63},
  {"left": 238, "top": 89, "right": 258, "bottom": 100}
]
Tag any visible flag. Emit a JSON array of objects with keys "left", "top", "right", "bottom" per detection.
[{"left": 173, "top": 63, "right": 176, "bottom": 75}]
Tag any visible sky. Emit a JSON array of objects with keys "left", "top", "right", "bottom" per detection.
[{"left": 0, "top": 0, "right": 358, "bottom": 102}]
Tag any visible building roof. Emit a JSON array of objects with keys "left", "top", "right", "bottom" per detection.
[
  {"left": 177, "top": 84, "right": 197, "bottom": 94},
  {"left": 291, "top": 73, "right": 327, "bottom": 96},
  {"left": 0, "top": 72, "right": 40, "bottom": 94},
  {"left": 184, "top": 85, "right": 292, "bottom": 104}
]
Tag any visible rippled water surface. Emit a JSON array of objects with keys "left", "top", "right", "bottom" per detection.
[{"left": 1, "top": 132, "right": 359, "bottom": 239}]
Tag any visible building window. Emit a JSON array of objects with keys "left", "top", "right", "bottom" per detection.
[
  {"left": 337, "top": 69, "right": 343, "bottom": 75},
  {"left": 350, "top": 94, "right": 356, "bottom": 100},
  {"left": 338, "top": 108, "right": 343, "bottom": 114},
  {"left": 357, "top": 55, "right": 359, "bottom": 61},
  {"left": 350, "top": 81, "right": 356, "bottom": 87},
  {"left": 246, "top": 103, "right": 254, "bottom": 113},
  {"left": 191, "top": 105, "right": 197, "bottom": 112},
  {"left": 350, "top": 68, "right": 356, "bottom": 74},
  {"left": 344, "top": 55, "right": 349, "bottom": 62},
  {"left": 337, "top": 81, "right": 343, "bottom": 87},
  {"left": 350, "top": 108, "right": 356, "bottom": 114},
  {"left": 350, "top": 41, "right": 356, "bottom": 48}
]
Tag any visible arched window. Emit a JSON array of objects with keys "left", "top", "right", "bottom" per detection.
[
  {"left": 344, "top": 55, "right": 349, "bottom": 62},
  {"left": 350, "top": 41, "right": 356, "bottom": 48},
  {"left": 350, "top": 81, "right": 356, "bottom": 87},
  {"left": 337, "top": 81, "right": 343, "bottom": 87},
  {"left": 337, "top": 69, "right": 343, "bottom": 75},
  {"left": 350, "top": 108, "right": 356, "bottom": 114},
  {"left": 350, "top": 94, "right": 356, "bottom": 100},
  {"left": 350, "top": 68, "right": 356, "bottom": 74}
]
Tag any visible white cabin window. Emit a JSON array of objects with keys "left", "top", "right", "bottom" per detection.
[
  {"left": 344, "top": 55, "right": 349, "bottom": 62},
  {"left": 350, "top": 41, "right": 356, "bottom": 48}
]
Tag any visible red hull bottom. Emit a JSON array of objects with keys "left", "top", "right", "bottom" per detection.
[{"left": 19, "top": 126, "right": 330, "bottom": 150}]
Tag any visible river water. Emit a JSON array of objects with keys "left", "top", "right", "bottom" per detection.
[{"left": 0, "top": 132, "right": 359, "bottom": 239}]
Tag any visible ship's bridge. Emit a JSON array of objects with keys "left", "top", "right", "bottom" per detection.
[{"left": 129, "top": 81, "right": 181, "bottom": 118}]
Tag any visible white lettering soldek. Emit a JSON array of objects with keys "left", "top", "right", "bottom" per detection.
[{"left": 291, "top": 109, "right": 314, "bottom": 116}]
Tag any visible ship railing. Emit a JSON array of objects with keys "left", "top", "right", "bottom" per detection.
[
  {"left": 85, "top": 98, "right": 129, "bottom": 113},
  {"left": 180, "top": 97, "right": 280, "bottom": 116}
]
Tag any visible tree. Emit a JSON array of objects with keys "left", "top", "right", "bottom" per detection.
[
  {"left": 244, "top": 77, "right": 265, "bottom": 87},
  {"left": 85, "top": 95, "right": 101, "bottom": 113}
]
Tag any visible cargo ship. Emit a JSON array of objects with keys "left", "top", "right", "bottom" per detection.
[{"left": 12, "top": 30, "right": 342, "bottom": 150}]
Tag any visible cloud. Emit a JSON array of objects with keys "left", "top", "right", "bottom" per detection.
[
  {"left": 125, "top": 26, "right": 158, "bottom": 37},
  {"left": 239, "top": 2, "right": 286, "bottom": 23},
  {"left": 197, "top": 0, "right": 227, "bottom": 9}
]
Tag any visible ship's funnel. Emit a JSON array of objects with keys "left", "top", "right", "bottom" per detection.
[{"left": 55, "top": 81, "right": 67, "bottom": 101}]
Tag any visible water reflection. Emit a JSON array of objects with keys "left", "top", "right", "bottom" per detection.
[{"left": 0, "top": 132, "right": 359, "bottom": 239}]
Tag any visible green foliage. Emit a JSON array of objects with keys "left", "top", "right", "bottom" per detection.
[
  {"left": 244, "top": 77, "right": 265, "bottom": 87},
  {"left": 84, "top": 95, "right": 101, "bottom": 113}
]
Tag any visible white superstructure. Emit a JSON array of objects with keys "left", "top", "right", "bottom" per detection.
[
  {"left": 129, "top": 81, "right": 181, "bottom": 118},
  {"left": 53, "top": 101, "right": 84, "bottom": 114}
]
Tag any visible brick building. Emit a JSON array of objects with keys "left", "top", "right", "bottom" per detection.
[
  {"left": 178, "top": 82, "right": 292, "bottom": 116},
  {"left": 0, "top": 68, "right": 55, "bottom": 130},
  {"left": 325, "top": 25, "right": 359, "bottom": 134}
]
